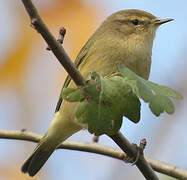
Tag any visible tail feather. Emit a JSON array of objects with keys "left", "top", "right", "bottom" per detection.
[
  {"left": 21, "top": 138, "right": 58, "bottom": 176},
  {"left": 21, "top": 111, "right": 82, "bottom": 176}
]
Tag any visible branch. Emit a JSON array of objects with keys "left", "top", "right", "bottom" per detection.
[
  {"left": 110, "top": 132, "right": 159, "bottom": 180},
  {"left": 21, "top": 0, "right": 85, "bottom": 87},
  {"left": 1, "top": 130, "right": 187, "bottom": 180}
]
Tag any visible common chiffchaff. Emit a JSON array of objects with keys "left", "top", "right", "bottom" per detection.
[{"left": 22, "top": 9, "right": 173, "bottom": 176}]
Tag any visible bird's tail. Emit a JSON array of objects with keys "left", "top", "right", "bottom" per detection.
[
  {"left": 21, "top": 110, "right": 82, "bottom": 176},
  {"left": 21, "top": 136, "right": 59, "bottom": 176}
]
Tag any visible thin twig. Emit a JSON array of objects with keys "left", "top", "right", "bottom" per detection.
[
  {"left": 21, "top": 0, "right": 85, "bottom": 87},
  {"left": 46, "top": 27, "right": 66, "bottom": 51},
  {"left": 1, "top": 130, "right": 187, "bottom": 180},
  {"left": 110, "top": 132, "right": 159, "bottom": 180}
]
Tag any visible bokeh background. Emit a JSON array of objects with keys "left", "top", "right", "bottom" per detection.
[{"left": 0, "top": 0, "right": 186, "bottom": 180}]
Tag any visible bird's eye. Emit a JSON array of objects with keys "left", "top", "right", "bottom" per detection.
[{"left": 131, "top": 19, "right": 139, "bottom": 25}]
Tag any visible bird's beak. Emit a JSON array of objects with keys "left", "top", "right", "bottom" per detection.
[{"left": 153, "top": 18, "right": 174, "bottom": 25}]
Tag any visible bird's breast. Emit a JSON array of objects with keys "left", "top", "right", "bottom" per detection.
[{"left": 79, "top": 34, "right": 152, "bottom": 80}]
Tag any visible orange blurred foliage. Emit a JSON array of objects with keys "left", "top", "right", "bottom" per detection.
[
  {"left": 41, "top": 0, "right": 100, "bottom": 60},
  {"left": 0, "top": 29, "right": 35, "bottom": 86},
  {"left": 0, "top": 0, "right": 101, "bottom": 89},
  {"left": 0, "top": 167, "right": 39, "bottom": 180}
]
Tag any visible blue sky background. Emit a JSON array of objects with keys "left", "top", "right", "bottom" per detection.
[{"left": 0, "top": 0, "right": 187, "bottom": 180}]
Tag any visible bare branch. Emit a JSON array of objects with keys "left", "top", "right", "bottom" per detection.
[
  {"left": 147, "top": 158, "right": 187, "bottom": 180},
  {"left": 21, "top": 0, "right": 85, "bottom": 87},
  {"left": 110, "top": 132, "right": 159, "bottom": 180},
  {"left": 1, "top": 130, "right": 187, "bottom": 180}
]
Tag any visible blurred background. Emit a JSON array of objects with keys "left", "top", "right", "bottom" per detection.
[{"left": 0, "top": 0, "right": 186, "bottom": 180}]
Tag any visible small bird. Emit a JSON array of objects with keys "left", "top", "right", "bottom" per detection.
[{"left": 21, "top": 9, "right": 173, "bottom": 176}]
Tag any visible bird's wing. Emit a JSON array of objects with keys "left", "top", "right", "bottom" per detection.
[{"left": 54, "top": 42, "right": 89, "bottom": 112}]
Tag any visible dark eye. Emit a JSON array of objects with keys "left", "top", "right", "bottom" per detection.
[{"left": 131, "top": 19, "right": 139, "bottom": 25}]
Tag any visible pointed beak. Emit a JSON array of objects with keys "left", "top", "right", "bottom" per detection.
[{"left": 153, "top": 18, "right": 174, "bottom": 25}]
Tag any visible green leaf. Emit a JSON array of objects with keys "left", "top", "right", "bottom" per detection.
[
  {"left": 148, "top": 81, "right": 183, "bottom": 99},
  {"left": 76, "top": 73, "right": 140, "bottom": 136},
  {"left": 118, "top": 63, "right": 182, "bottom": 116},
  {"left": 61, "top": 88, "right": 86, "bottom": 102},
  {"left": 62, "top": 64, "right": 182, "bottom": 136},
  {"left": 149, "top": 95, "right": 175, "bottom": 116}
]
